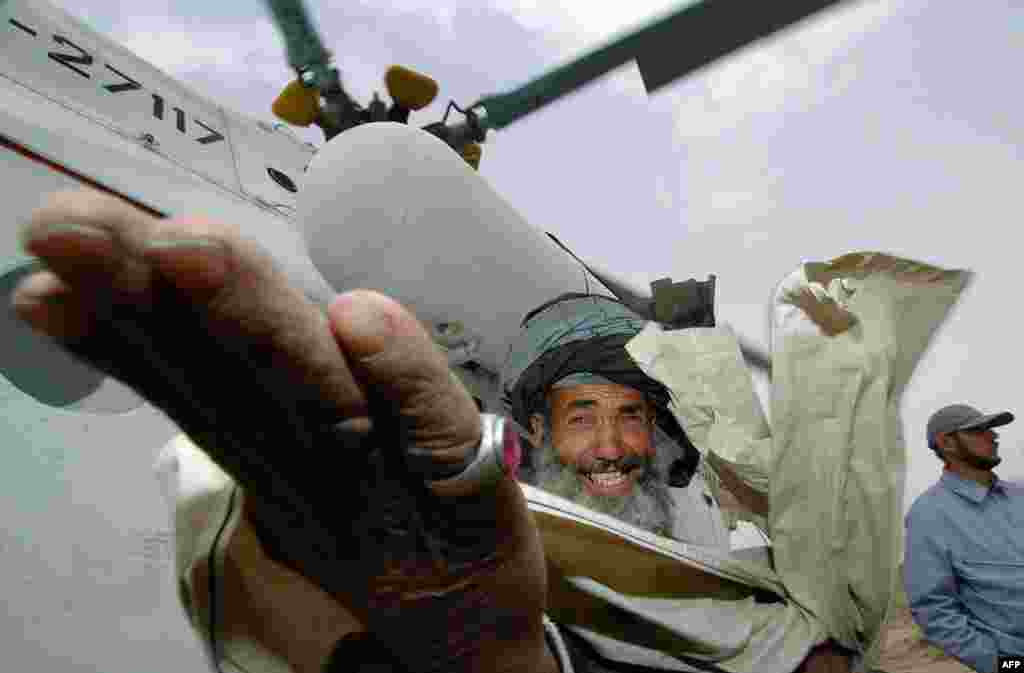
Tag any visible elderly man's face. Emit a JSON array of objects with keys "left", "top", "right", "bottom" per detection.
[
  {"left": 545, "top": 383, "right": 656, "bottom": 496},
  {"left": 526, "top": 382, "right": 674, "bottom": 535}
]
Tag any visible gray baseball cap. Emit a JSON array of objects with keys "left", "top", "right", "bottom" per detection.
[{"left": 927, "top": 404, "right": 1014, "bottom": 449}]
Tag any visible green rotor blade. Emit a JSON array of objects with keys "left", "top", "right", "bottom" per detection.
[
  {"left": 475, "top": 0, "right": 849, "bottom": 131},
  {"left": 636, "top": 0, "right": 847, "bottom": 92},
  {"left": 263, "top": 0, "right": 330, "bottom": 72}
]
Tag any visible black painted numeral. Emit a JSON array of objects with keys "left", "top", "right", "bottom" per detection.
[
  {"left": 14, "top": 17, "right": 226, "bottom": 149},
  {"left": 9, "top": 18, "right": 37, "bottom": 36},
  {"left": 48, "top": 34, "right": 93, "bottom": 79},
  {"left": 194, "top": 119, "right": 225, "bottom": 145},
  {"left": 152, "top": 94, "right": 165, "bottom": 120},
  {"left": 103, "top": 65, "right": 142, "bottom": 93}
]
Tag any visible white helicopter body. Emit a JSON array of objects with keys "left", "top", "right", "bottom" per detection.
[{"left": 1, "top": 0, "right": 595, "bottom": 670}]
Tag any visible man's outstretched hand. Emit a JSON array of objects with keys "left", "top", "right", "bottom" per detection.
[{"left": 13, "top": 189, "right": 554, "bottom": 673}]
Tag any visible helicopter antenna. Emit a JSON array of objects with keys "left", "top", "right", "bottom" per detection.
[{"left": 544, "top": 233, "right": 772, "bottom": 374}]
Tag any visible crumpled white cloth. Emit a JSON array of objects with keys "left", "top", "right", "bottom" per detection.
[
  {"left": 614, "top": 253, "right": 970, "bottom": 669},
  {"left": 626, "top": 322, "right": 772, "bottom": 531},
  {"left": 768, "top": 255, "right": 970, "bottom": 665}
]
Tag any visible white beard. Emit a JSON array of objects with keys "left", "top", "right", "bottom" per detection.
[{"left": 529, "top": 441, "right": 675, "bottom": 537}]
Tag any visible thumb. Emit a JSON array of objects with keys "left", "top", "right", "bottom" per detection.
[{"left": 327, "top": 289, "right": 481, "bottom": 465}]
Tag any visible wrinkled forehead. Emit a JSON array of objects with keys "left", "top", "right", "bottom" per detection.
[{"left": 548, "top": 383, "right": 649, "bottom": 414}]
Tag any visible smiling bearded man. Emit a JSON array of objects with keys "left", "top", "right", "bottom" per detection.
[
  {"left": 501, "top": 293, "right": 729, "bottom": 547},
  {"left": 526, "top": 381, "right": 677, "bottom": 536}
]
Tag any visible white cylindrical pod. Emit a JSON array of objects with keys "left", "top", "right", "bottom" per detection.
[{"left": 297, "top": 122, "right": 590, "bottom": 373}]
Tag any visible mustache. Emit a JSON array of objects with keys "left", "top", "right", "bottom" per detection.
[{"left": 579, "top": 453, "right": 647, "bottom": 474}]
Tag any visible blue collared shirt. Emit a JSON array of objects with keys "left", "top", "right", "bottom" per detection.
[{"left": 904, "top": 471, "right": 1024, "bottom": 672}]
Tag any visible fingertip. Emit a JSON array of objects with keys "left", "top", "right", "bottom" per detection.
[
  {"left": 11, "top": 269, "right": 66, "bottom": 305},
  {"left": 10, "top": 271, "right": 93, "bottom": 340},
  {"left": 327, "top": 290, "right": 400, "bottom": 359},
  {"left": 10, "top": 291, "right": 55, "bottom": 334},
  {"left": 19, "top": 222, "right": 116, "bottom": 267}
]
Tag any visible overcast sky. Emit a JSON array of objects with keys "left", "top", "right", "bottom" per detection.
[{"left": 54, "top": 0, "right": 1024, "bottom": 509}]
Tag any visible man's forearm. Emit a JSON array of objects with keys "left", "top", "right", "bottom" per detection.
[
  {"left": 912, "top": 607, "right": 999, "bottom": 673},
  {"left": 905, "top": 529, "right": 1000, "bottom": 673}
]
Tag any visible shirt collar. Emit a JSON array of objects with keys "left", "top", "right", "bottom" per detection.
[{"left": 940, "top": 470, "right": 1003, "bottom": 503}]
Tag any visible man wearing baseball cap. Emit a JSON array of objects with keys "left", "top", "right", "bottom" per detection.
[{"left": 904, "top": 404, "right": 1024, "bottom": 672}]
